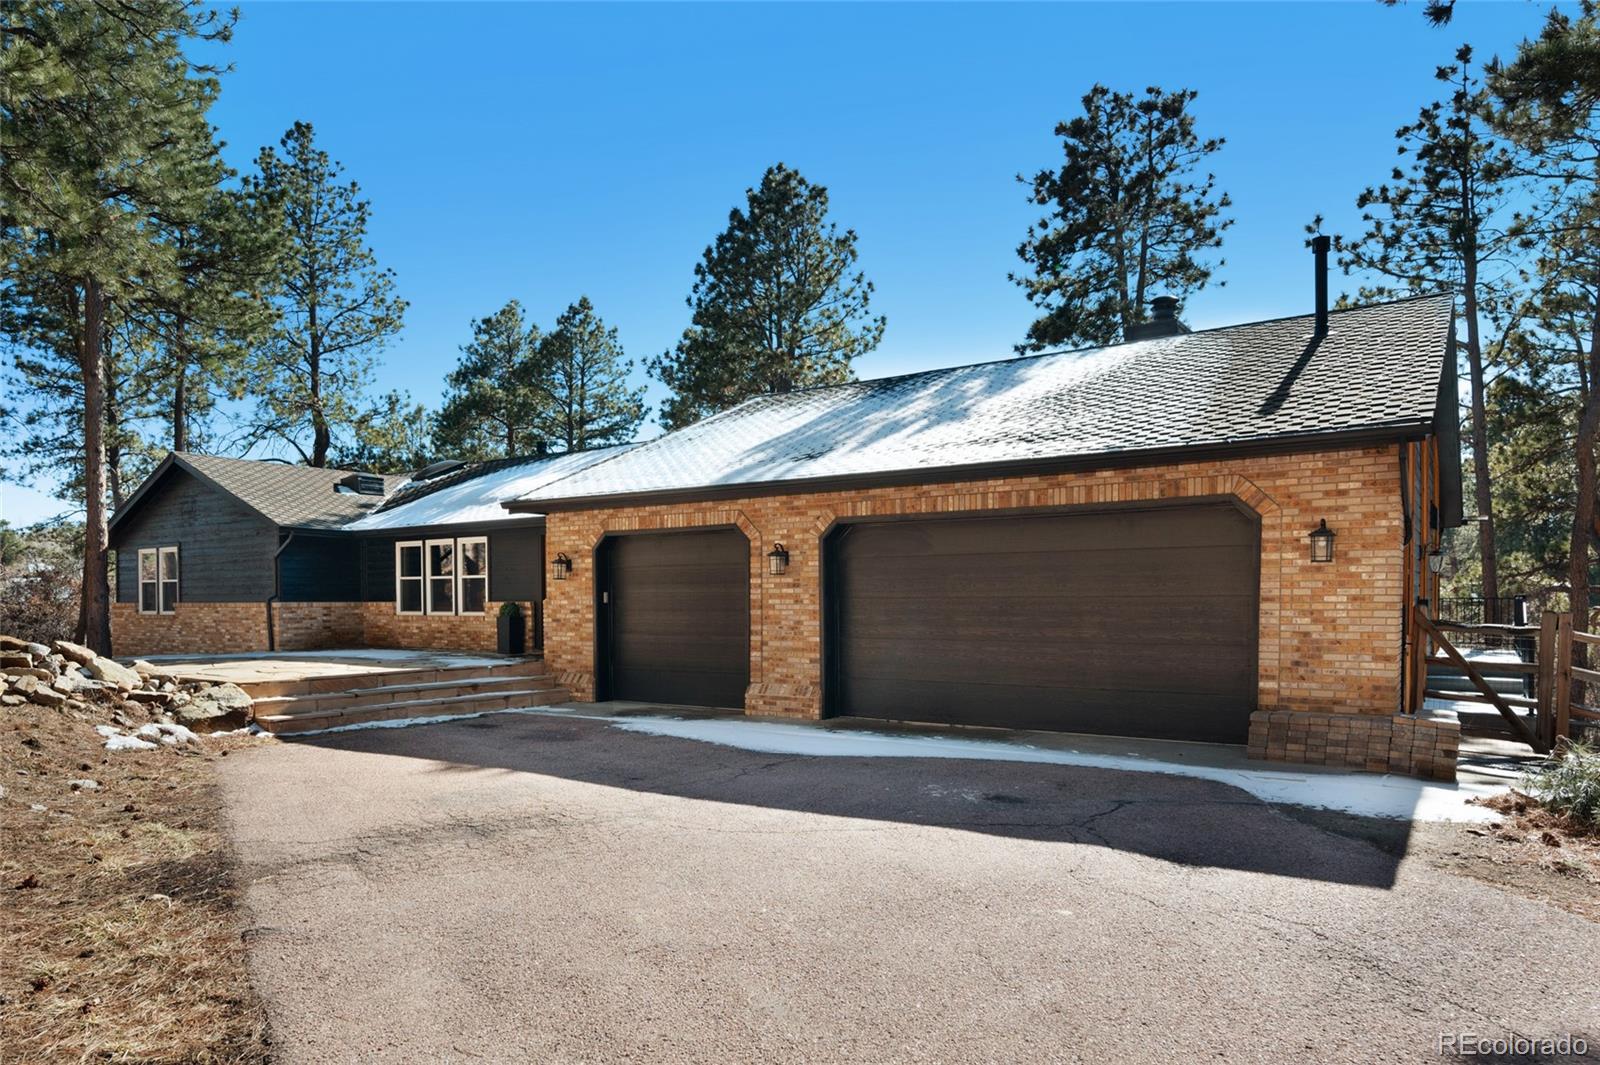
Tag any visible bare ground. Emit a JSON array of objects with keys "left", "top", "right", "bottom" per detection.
[{"left": 0, "top": 704, "right": 273, "bottom": 1064}]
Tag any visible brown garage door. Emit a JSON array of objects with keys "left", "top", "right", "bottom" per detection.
[
  {"left": 825, "top": 504, "right": 1259, "bottom": 743},
  {"left": 597, "top": 529, "right": 749, "bottom": 709}
]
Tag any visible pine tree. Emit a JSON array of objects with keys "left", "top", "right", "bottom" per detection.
[
  {"left": 535, "top": 297, "right": 646, "bottom": 451},
  {"left": 334, "top": 391, "right": 435, "bottom": 473},
  {"left": 241, "top": 122, "right": 406, "bottom": 467},
  {"left": 1012, "top": 85, "right": 1233, "bottom": 351},
  {"left": 0, "top": 0, "right": 236, "bottom": 652},
  {"left": 433, "top": 300, "right": 544, "bottom": 460},
  {"left": 649, "top": 164, "right": 885, "bottom": 429},
  {"left": 1491, "top": 2, "right": 1600, "bottom": 637},
  {"left": 1328, "top": 46, "right": 1519, "bottom": 614}
]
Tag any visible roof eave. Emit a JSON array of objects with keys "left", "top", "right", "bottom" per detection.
[{"left": 504, "top": 422, "right": 1434, "bottom": 515}]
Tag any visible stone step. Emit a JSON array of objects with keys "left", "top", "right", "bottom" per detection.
[
  {"left": 256, "top": 686, "right": 570, "bottom": 735},
  {"left": 237, "top": 659, "right": 547, "bottom": 700},
  {"left": 252, "top": 674, "right": 558, "bottom": 715}
]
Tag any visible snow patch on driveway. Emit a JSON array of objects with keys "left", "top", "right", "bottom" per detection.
[{"left": 603, "top": 716, "right": 1506, "bottom": 824}]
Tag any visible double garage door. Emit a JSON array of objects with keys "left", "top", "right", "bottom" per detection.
[{"left": 597, "top": 503, "right": 1259, "bottom": 743}]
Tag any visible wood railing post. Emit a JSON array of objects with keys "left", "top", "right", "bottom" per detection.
[
  {"left": 1536, "top": 612, "right": 1559, "bottom": 749},
  {"left": 1407, "top": 598, "right": 1429, "bottom": 715},
  {"left": 1554, "top": 612, "right": 1574, "bottom": 746}
]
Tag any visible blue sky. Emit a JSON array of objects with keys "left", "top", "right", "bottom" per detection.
[{"left": 1, "top": 1, "right": 1560, "bottom": 525}]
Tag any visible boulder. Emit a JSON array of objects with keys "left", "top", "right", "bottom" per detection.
[
  {"left": 84, "top": 656, "right": 140, "bottom": 691},
  {"left": 0, "top": 636, "right": 27, "bottom": 651},
  {"left": 15, "top": 667, "right": 54, "bottom": 683},
  {"left": 130, "top": 660, "right": 178, "bottom": 681},
  {"left": 125, "top": 689, "right": 171, "bottom": 705},
  {"left": 27, "top": 643, "right": 52, "bottom": 660},
  {"left": 10, "top": 675, "right": 38, "bottom": 696},
  {"left": 1, "top": 695, "right": 25, "bottom": 707},
  {"left": 51, "top": 641, "right": 97, "bottom": 667},
  {"left": 0, "top": 654, "right": 33, "bottom": 670},
  {"left": 172, "top": 683, "right": 253, "bottom": 731},
  {"left": 27, "top": 685, "right": 66, "bottom": 708}
]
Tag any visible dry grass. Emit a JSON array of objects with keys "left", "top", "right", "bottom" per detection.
[{"left": 0, "top": 703, "right": 273, "bottom": 1063}]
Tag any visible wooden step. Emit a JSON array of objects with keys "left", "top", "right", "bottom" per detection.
[
  {"left": 256, "top": 685, "right": 570, "bottom": 735},
  {"left": 237, "top": 659, "right": 547, "bottom": 700},
  {"left": 252, "top": 674, "right": 557, "bottom": 715}
]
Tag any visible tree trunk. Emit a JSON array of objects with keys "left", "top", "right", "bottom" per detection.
[
  {"left": 1569, "top": 300, "right": 1600, "bottom": 712},
  {"left": 308, "top": 302, "right": 328, "bottom": 467},
  {"left": 78, "top": 277, "right": 113, "bottom": 655},
  {"left": 172, "top": 318, "right": 188, "bottom": 452},
  {"left": 1462, "top": 263, "right": 1501, "bottom": 618}
]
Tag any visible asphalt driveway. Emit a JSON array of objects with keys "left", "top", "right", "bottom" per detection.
[{"left": 220, "top": 712, "right": 1600, "bottom": 1064}]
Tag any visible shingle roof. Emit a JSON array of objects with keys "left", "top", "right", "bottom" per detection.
[
  {"left": 510, "top": 294, "right": 1455, "bottom": 508},
  {"left": 345, "top": 446, "right": 633, "bottom": 531},
  {"left": 160, "top": 453, "right": 393, "bottom": 531}
]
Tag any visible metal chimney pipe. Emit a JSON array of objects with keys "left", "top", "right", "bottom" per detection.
[{"left": 1312, "top": 235, "right": 1330, "bottom": 336}]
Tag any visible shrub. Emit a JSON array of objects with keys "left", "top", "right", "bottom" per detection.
[{"left": 1520, "top": 741, "right": 1600, "bottom": 827}]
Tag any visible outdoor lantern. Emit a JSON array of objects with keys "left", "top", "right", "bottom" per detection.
[
  {"left": 1309, "top": 519, "right": 1335, "bottom": 563},
  {"left": 1427, "top": 548, "right": 1446, "bottom": 575},
  {"left": 550, "top": 552, "right": 572, "bottom": 582},
  {"left": 767, "top": 542, "right": 790, "bottom": 576}
]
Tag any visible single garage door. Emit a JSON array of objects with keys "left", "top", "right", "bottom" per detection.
[
  {"left": 597, "top": 529, "right": 749, "bottom": 708},
  {"left": 825, "top": 503, "right": 1258, "bottom": 743}
]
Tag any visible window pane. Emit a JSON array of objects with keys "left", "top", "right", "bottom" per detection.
[
  {"left": 159, "top": 547, "right": 179, "bottom": 582},
  {"left": 398, "top": 544, "right": 422, "bottom": 578},
  {"left": 140, "top": 552, "right": 157, "bottom": 581},
  {"left": 399, "top": 579, "right": 422, "bottom": 613},
  {"left": 429, "top": 542, "right": 453, "bottom": 577},
  {"left": 459, "top": 540, "right": 487, "bottom": 577},
  {"left": 160, "top": 580, "right": 178, "bottom": 613},
  {"left": 140, "top": 584, "right": 157, "bottom": 612},
  {"left": 429, "top": 577, "right": 453, "bottom": 614},
  {"left": 460, "top": 577, "right": 487, "bottom": 614}
]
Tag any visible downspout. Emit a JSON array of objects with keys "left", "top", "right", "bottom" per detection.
[{"left": 267, "top": 530, "right": 296, "bottom": 652}]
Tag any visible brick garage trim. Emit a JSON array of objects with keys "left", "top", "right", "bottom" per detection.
[{"left": 542, "top": 445, "right": 1405, "bottom": 725}]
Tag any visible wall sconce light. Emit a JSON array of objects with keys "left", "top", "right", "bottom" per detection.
[
  {"left": 550, "top": 552, "right": 572, "bottom": 582},
  {"left": 767, "top": 543, "right": 790, "bottom": 576},
  {"left": 1309, "top": 519, "right": 1335, "bottom": 563},
  {"left": 1427, "top": 548, "right": 1446, "bottom": 575}
]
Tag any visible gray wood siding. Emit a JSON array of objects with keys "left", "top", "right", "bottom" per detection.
[
  {"left": 278, "top": 534, "right": 362, "bottom": 602},
  {"left": 111, "top": 470, "right": 276, "bottom": 603},
  {"left": 357, "top": 526, "right": 543, "bottom": 603}
]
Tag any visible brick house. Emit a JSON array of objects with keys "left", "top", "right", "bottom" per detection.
[
  {"left": 108, "top": 286, "right": 1464, "bottom": 777},
  {"left": 108, "top": 447, "right": 624, "bottom": 657}
]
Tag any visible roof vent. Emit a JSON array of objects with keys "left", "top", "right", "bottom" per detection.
[
  {"left": 414, "top": 459, "right": 466, "bottom": 481},
  {"left": 1124, "top": 296, "right": 1191, "bottom": 341},
  {"left": 339, "top": 472, "right": 385, "bottom": 496}
]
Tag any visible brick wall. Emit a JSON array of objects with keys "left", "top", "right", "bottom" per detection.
[
  {"left": 111, "top": 601, "right": 270, "bottom": 657},
  {"left": 273, "top": 602, "right": 364, "bottom": 651},
  {"left": 1247, "top": 709, "right": 1459, "bottom": 781},
  {"left": 543, "top": 444, "right": 1408, "bottom": 722},
  {"left": 359, "top": 601, "right": 532, "bottom": 653}
]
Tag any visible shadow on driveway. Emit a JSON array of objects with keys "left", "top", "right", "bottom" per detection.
[{"left": 290, "top": 711, "right": 1411, "bottom": 888}]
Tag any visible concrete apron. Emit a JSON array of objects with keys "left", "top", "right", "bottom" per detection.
[{"left": 285, "top": 699, "right": 1532, "bottom": 825}]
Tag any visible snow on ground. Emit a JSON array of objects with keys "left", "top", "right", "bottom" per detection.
[{"left": 289, "top": 705, "right": 1508, "bottom": 824}]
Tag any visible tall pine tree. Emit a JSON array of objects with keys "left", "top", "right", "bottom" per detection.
[
  {"left": 433, "top": 300, "right": 544, "bottom": 461},
  {"left": 536, "top": 297, "right": 646, "bottom": 451},
  {"left": 1, "top": 0, "right": 236, "bottom": 651},
  {"left": 1328, "top": 46, "right": 1518, "bottom": 614},
  {"left": 241, "top": 122, "right": 406, "bottom": 467},
  {"left": 649, "top": 164, "right": 884, "bottom": 429},
  {"left": 1012, "top": 85, "right": 1232, "bottom": 351}
]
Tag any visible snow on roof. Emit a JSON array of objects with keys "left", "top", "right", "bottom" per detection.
[
  {"left": 508, "top": 295, "right": 1454, "bottom": 507},
  {"left": 344, "top": 446, "right": 632, "bottom": 531}
]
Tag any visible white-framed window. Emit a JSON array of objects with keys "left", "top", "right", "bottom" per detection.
[
  {"left": 426, "top": 538, "right": 455, "bottom": 615},
  {"left": 138, "top": 546, "right": 179, "bottom": 615},
  {"left": 395, "top": 541, "right": 424, "bottom": 615},
  {"left": 456, "top": 537, "right": 489, "bottom": 614}
]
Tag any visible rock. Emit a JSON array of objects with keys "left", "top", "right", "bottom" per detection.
[
  {"left": 0, "top": 678, "right": 7, "bottom": 697},
  {"left": 26, "top": 643, "right": 51, "bottom": 659},
  {"left": 130, "top": 660, "right": 178, "bottom": 681},
  {"left": 28, "top": 685, "right": 67, "bottom": 708},
  {"left": 0, "top": 654, "right": 33, "bottom": 670},
  {"left": 172, "top": 682, "right": 253, "bottom": 730},
  {"left": 68, "top": 779, "right": 99, "bottom": 791},
  {"left": 15, "top": 667, "right": 54, "bottom": 683},
  {"left": 0, "top": 636, "right": 29, "bottom": 651},
  {"left": 84, "top": 656, "right": 140, "bottom": 691},
  {"left": 125, "top": 689, "right": 170, "bottom": 705},
  {"left": 10, "top": 675, "right": 38, "bottom": 696},
  {"left": 2, "top": 695, "right": 26, "bottom": 706},
  {"left": 52, "top": 641, "right": 97, "bottom": 666}
]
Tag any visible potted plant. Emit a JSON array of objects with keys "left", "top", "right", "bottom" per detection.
[{"left": 496, "top": 602, "right": 526, "bottom": 655}]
